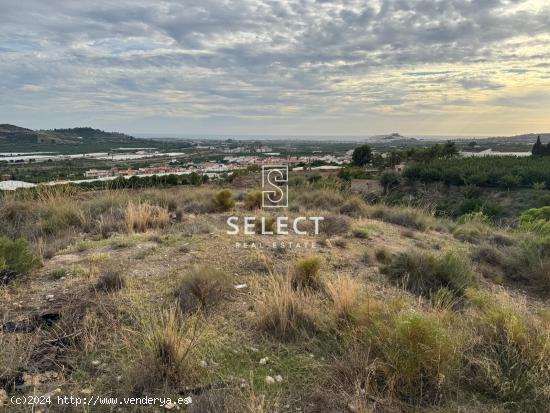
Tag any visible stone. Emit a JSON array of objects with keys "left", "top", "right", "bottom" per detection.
[{"left": 265, "top": 376, "right": 275, "bottom": 385}]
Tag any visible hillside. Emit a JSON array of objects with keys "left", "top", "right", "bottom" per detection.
[
  {"left": 1, "top": 178, "right": 549, "bottom": 412},
  {"left": 0, "top": 124, "right": 137, "bottom": 146}
]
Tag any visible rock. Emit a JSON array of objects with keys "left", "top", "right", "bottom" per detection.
[
  {"left": 265, "top": 376, "right": 275, "bottom": 385},
  {"left": 91, "top": 360, "right": 100, "bottom": 367},
  {"left": 274, "top": 375, "right": 283, "bottom": 383},
  {"left": 259, "top": 357, "right": 269, "bottom": 365}
]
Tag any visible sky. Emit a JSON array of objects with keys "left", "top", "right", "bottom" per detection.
[{"left": 1, "top": 0, "right": 550, "bottom": 137}]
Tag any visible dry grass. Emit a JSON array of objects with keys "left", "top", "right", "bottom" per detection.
[
  {"left": 125, "top": 201, "right": 169, "bottom": 234},
  {"left": 256, "top": 276, "right": 319, "bottom": 340},
  {"left": 138, "top": 306, "right": 202, "bottom": 390},
  {"left": 325, "top": 275, "right": 362, "bottom": 321}
]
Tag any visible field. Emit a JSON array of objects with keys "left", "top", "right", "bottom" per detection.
[{"left": 1, "top": 178, "right": 549, "bottom": 412}]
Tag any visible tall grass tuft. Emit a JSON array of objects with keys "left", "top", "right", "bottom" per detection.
[
  {"left": 256, "top": 276, "right": 319, "bottom": 340},
  {"left": 125, "top": 201, "right": 169, "bottom": 234},
  {"left": 292, "top": 256, "right": 323, "bottom": 289}
]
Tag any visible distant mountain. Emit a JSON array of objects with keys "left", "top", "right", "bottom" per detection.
[
  {"left": 0, "top": 124, "right": 137, "bottom": 145},
  {"left": 366, "top": 132, "right": 419, "bottom": 143}
]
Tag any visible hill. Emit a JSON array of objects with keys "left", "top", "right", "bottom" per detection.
[{"left": 0, "top": 124, "right": 137, "bottom": 146}]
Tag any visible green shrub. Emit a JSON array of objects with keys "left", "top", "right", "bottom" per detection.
[
  {"left": 355, "top": 309, "right": 461, "bottom": 404},
  {"left": 518, "top": 206, "right": 550, "bottom": 235},
  {"left": 369, "top": 205, "right": 433, "bottom": 231},
  {"left": 379, "top": 170, "right": 400, "bottom": 193},
  {"left": 175, "top": 267, "right": 232, "bottom": 313},
  {"left": 212, "top": 189, "right": 235, "bottom": 212},
  {"left": 319, "top": 215, "right": 350, "bottom": 236},
  {"left": 452, "top": 222, "right": 487, "bottom": 243},
  {"left": 464, "top": 290, "right": 550, "bottom": 410},
  {"left": 0, "top": 237, "right": 41, "bottom": 274},
  {"left": 244, "top": 191, "right": 262, "bottom": 210},
  {"left": 293, "top": 256, "right": 323, "bottom": 289},
  {"left": 382, "top": 249, "right": 476, "bottom": 298},
  {"left": 339, "top": 198, "right": 367, "bottom": 217}
]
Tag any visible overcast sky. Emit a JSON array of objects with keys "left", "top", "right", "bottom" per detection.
[{"left": 1, "top": 0, "right": 549, "bottom": 136}]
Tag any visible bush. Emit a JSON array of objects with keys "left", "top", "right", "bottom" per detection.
[
  {"left": 519, "top": 206, "right": 550, "bottom": 235},
  {"left": 463, "top": 290, "right": 550, "bottom": 410},
  {"left": 175, "top": 267, "right": 232, "bottom": 313},
  {"left": 382, "top": 250, "right": 476, "bottom": 298},
  {"left": 339, "top": 198, "right": 367, "bottom": 217},
  {"left": 452, "top": 222, "right": 486, "bottom": 243},
  {"left": 380, "top": 170, "right": 400, "bottom": 193},
  {"left": 319, "top": 215, "right": 350, "bottom": 236},
  {"left": 0, "top": 237, "right": 41, "bottom": 275},
  {"left": 292, "top": 256, "right": 323, "bottom": 289},
  {"left": 212, "top": 189, "right": 235, "bottom": 212},
  {"left": 244, "top": 191, "right": 262, "bottom": 210},
  {"left": 368, "top": 205, "right": 433, "bottom": 231},
  {"left": 96, "top": 271, "right": 125, "bottom": 292},
  {"left": 335, "top": 309, "right": 461, "bottom": 405}
]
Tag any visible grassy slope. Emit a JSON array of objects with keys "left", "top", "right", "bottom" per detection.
[{"left": 0, "top": 184, "right": 549, "bottom": 412}]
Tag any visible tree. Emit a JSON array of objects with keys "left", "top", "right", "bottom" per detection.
[
  {"left": 352, "top": 144, "right": 372, "bottom": 166},
  {"left": 532, "top": 136, "right": 544, "bottom": 156}
]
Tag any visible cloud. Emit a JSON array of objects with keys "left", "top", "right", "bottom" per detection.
[{"left": 0, "top": 0, "right": 549, "bottom": 135}]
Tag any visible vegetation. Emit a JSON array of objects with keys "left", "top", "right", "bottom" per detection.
[
  {"left": 382, "top": 250, "right": 477, "bottom": 299},
  {"left": 1, "top": 165, "right": 549, "bottom": 412},
  {"left": 351, "top": 144, "right": 372, "bottom": 166},
  {"left": 404, "top": 156, "right": 550, "bottom": 189}
]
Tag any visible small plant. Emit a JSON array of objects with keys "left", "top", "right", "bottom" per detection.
[
  {"left": 48, "top": 268, "right": 68, "bottom": 280},
  {"left": 212, "top": 189, "right": 235, "bottom": 212},
  {"left": 292, "top": 256, "right": 323, "bottom": 289},
  {"left": 96, "top": 271, "right": 125, "bottom": 292},
  {"left": 175, "top": 267, "right": 232, "bottom": 313},
  {"left": 244, "top": 191, "right": 263, "bottom": 210}
]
